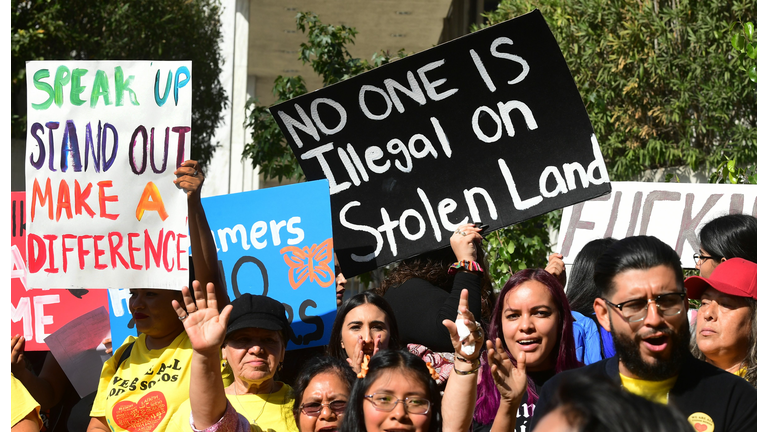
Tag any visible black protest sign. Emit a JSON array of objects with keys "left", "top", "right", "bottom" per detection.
[{"left": 270, "top": 10, "right": 612, "bottom": 277}]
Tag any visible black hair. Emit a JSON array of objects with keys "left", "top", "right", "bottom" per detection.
[
  {"left": 327, "top": 291, "right": 401, "bottom": 361},
  {"left": 376, "top": 245, "right": 497, "bottom": 323},
  {"left": 291, "top": 356, "right": 356, "bottom": 419},
  {"left": 593, "top": 236, "right": 684, "bottom": 298},
  {"left": 699, "top": 214, "right": 757, "bottom": 263},
  {"left": 339, "top": 349, "right": 441, "bottom": 432},
  {"left": 566, "top": 238, "right": 618, "bottom": 315},
  {"left": 539, "top": 373, "right": 694, "bottom": 432}
]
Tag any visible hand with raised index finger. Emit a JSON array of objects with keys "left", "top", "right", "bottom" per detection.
[
  {"left": 443, "top": 289, "right": 484, "bottom": 362},
  {"left": 172, "top": 280, "right": 232, "bottom": 356},
  {"left": 173, "top": 159, "right": 205, "bottom": 198}
]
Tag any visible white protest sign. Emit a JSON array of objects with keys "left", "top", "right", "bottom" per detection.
[
  {"left": 556, "top": 181, "right": 758, "bottom": 268},
  {"left": 25, "top": 61, "right": 192, "bottom": 289}
]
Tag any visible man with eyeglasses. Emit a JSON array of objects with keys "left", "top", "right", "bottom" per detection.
[{"left": 531, "top": 236, "right": 756, "bottom": 432}]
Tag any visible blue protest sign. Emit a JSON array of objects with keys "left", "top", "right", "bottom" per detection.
[
  {"left": 108, "top": 288, "right": 137, "bottom": 349},
  {"left": 202, "top": 180, "right": 336, "bottom": 350}
]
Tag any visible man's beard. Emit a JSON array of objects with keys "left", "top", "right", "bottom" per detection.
[{"left": 610, "top": 315, "right": 690, "bottom": 380}]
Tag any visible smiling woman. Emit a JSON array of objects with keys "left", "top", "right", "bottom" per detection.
[{"left": 477, "top": 269, "right": 582, "bottom": 432}]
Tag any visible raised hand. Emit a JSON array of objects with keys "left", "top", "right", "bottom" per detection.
[
  {"left": 486, "top": 338, "right": 528, "bottom": 404},
  {"left": 450, "top": 223, "right": 484, "bottom": 263},
  {"left": 174, "top": 160, "right": 205, "bottom": 198},
  {"left": 172, "top": 280, "right": 232, "bottom": 357},
  {"left": 443, "top": 289, "right": 484, "bottom": 362}
]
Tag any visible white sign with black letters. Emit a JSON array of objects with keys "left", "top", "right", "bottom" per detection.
[{"left": 556, "top": 181, "right": 757, "bottom": 268}]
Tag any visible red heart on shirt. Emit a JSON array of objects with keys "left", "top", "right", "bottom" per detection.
[
  {"left": 112, "top": 391, "right": 168, "bottom": 432},
  {"left": 694, "top": 423, "right": 708, "bottom": 432}
]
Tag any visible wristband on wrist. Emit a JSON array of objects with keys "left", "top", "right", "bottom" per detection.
[
  {"left": 453, "top": 361, "right": 481, "bottom": 375},
  {"left": 454, "top": 354, "right": 480, "bottom": 366},
  {"left": 447, "top": 260, "right": 483, "bottom": 275}
]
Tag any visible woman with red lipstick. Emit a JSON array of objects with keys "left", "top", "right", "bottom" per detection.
[
  {"left": 87, "top": 161, "right": 228, "bottom": 432},
  {"left": 476, "top": 269, "right": 581, "bottom": 432}
]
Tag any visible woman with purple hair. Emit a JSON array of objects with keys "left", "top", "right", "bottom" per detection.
[{"left": 473, "top": 269, "right": 582, "bottom": 432}]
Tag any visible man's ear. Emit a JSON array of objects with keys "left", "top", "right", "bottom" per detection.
[{"left": 594, "top": 298, "right": 611, "bottom": 332}]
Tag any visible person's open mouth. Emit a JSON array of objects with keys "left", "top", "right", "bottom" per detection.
[
  {"left": 641, "top": 333, "right": 669, "bottom": 352},
  {"left": 516, "top": 338, "right": 542, "bottom": 351}
]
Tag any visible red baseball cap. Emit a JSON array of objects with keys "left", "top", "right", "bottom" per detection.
[{"left": 685, "top": 258, "right": 757, "bottom": 300}]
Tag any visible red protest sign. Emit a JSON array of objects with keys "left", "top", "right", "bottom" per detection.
[{"left": 11, "top": 191, "right": 108, "bottom": 351}]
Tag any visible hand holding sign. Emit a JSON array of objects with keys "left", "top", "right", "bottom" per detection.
[
  {"left": 450, "top": 223, "right": 483, "bottom": 263},
  {"left": 174, "top": 160, "right": 205, "bottom": 198}
]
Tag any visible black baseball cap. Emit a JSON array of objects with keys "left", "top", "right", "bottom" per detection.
[{"left": 226, "top": 293, "right": 292, "bottom": 341}]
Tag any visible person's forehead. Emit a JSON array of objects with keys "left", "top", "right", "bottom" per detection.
[{"left": 611, "top": 265, "right": 679, "bottom": 299}]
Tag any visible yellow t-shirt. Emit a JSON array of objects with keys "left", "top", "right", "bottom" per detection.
[
  {"left": 11, "top": 374, "right": 44, "bottom": 430},
  {"left": 167, "top": 382, "right": 299, "bottom": 432},
  {"left": 620, "top": 373, "right": 678, "bottom": 405},
  {"left": 90, "top": 332, "right": 194, "bottom": 432}
]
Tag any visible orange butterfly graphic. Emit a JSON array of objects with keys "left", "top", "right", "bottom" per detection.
[{"left": 280, "top": 238, "right": 335, "bottom": 290}]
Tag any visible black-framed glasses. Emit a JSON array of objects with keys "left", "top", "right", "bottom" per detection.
[
  {"left": 299, "top": 400, "right": 347, "bottom": 416},
  {"left": 693, "top": 252, "right": 717, "bottom": 263},
  {"left": 603, "top": 292, "right": 686, "bottom": 323},
  {"left": 364, "top": 393, "right": 431, "bottom": 415}
]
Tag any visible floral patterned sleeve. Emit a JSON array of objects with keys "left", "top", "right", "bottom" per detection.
[{"left": 189, "top": 400, "right": 259, "bottom": 432}]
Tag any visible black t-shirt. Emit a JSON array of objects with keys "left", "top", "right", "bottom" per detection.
[
  {"left": 473, "top": 369, "right": 555, "bottom": 432},
  {"left": 383, "top": 272, "right": 482, "bottom": 352},
  {"left": 531, "top": 354, "right": 757, "bottom": 431}
]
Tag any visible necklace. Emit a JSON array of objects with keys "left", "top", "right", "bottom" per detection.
[{"left": 231, "top": 381, "right": 279, "bottom": 426}]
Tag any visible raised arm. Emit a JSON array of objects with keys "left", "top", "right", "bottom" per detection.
[
  {"left": 175, "top": 160, "right": 229, "bottom": 308},
  {"left": 441, "top": 289, "right": 484, "bottom": 432},
  {"left": 172, "top": 281, "right": 233, "bottom": 430},
  {"left": 436, "top": 223, "right": 485, "bottom": 334}
]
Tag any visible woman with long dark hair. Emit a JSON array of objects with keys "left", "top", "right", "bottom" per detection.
[
  {"left": 560, "top": 238, "right": 618, "bottom": 365},
  {"left": 326, "top": 291, "right": 401, "bottom": 375},
  {"left": 475, "top": 269, "right": 581, "bottom": 432},
  {"left": 695, "top": 214, "right": 756, "bottom": 278}
]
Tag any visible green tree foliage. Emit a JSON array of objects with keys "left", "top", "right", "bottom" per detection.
[
  {"left": 11, "top": 0, "right": 228, "bottom": 168},
  {"left": 243, "top": 12, "right": 403, "bottom": 183},
  {"left": 478, "top": 0, "right": 757, "bottom": 287},
  {"left": 482, "top": 0, "right": 757, "bottom": 182},
  {"left": 708, "top": 20, "right": 757, "bottom": 186}
]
